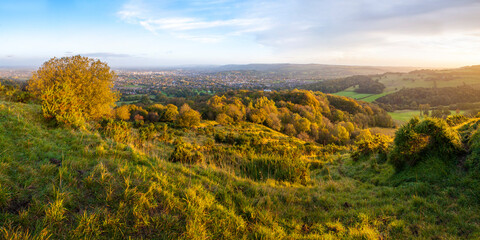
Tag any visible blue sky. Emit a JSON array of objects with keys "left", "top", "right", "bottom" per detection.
[{"left": 2, "top": 0, "right": 480, "bottom": 67}]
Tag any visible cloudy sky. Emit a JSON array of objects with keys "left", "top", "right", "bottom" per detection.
[{"left": 1, "top": 0, "right": 480, "bottom": 67}]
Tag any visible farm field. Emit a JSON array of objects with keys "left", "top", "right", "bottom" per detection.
[{"left": 332, "top": 87, "right": 391, "bottom": 103}]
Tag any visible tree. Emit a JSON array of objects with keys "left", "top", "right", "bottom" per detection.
[
  {"left": 114, "top": 105, "right": 131, "bottom": 121},
  {"left": 176, "top": 104, "right": 201, "bottom": 128},
  {"left": 28, "top": 56, "right": 118, "bottom": 126},
  {"left": 161, "top": 104, "right": 179, "bottom": 122}
]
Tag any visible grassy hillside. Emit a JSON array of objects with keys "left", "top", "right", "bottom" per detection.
[
  {"left": 326, "top": 66, "right": 480, "bottom": 113},
  {"left": 372, "top": 66, "right": 480, "bottom": 92},
  {"left": 1, "top": 100, "right": 480, "bottom": 239}
]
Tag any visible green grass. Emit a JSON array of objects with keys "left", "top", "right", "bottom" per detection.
[
  {"left": 361, "top": 91, "right": 393, "bottom": 102},
  {"left": 332, "top": 88, "right": 393, "bottom": 103},
  {"left": 389, "top": 110, "right": 466, "bottom": 124},
  {"left": 388, "top": 110, "right": 424, "bottom": 122},
  {"left": 1, "top": 100, "right": 480, "bottom": 239}
]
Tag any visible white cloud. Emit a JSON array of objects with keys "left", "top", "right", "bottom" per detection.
[
  {"left": 117, "top": 0, "right": 270, "bottom": 42},
  {"left": 138, "top": 17, "right": 265, "bottom": 32}
]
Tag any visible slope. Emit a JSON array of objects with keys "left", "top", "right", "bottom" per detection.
[{"left": 1, "top": 101, "right": 480, "bottom": 239}]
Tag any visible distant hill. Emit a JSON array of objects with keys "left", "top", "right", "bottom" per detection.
[
  {"left": 210, "top": 63, "right": 418, "bottom": 79},
  {"left": 373, "top": 65, "right": 480, "bottom": 91}
]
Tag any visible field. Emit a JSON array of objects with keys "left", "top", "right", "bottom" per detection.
[
  {"left": 388, "top": 110, "right": 424, "bottom": 122},
  {"left": 332, "top": 87, "right": 392, "bottom": 103},
  {"left": 388, "top": 110, "right": 467, "bottom": 124}
]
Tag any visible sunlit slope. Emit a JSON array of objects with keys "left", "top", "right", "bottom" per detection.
[
  {"left": 1, "top": 101, "right": 480, "bottom": 239},
  {"left": 373, "top": 65, "right": 480, "bottom": 92}
]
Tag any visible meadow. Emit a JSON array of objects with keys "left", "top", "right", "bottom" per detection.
[
  {"left": 1, "top": 99, "right": 480, "bottom": 239},
  {"left": 332, "top": 87, "right": 392, "bottom": 103}
]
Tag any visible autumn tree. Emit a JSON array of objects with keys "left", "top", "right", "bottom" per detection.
[
  {"left": 176, "top": 104, "right": 201, "bottom": 128},
  {"left": 114, "top": 105, "right": 131, "bottom": 121},
  {"left": 28, "top": 56, "right": 118, "bottom": 126}
]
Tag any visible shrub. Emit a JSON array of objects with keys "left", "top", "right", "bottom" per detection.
[
  {"left": 446, "top": 114, "right": 468, "bottom": 126},
  {"left": 40, "top": 81, "right": 85, "bottom": 126},
  {"left": 169, "top": 142, "right": 204, "bottom": 164},
  {"left": 352, "top": 130, "right": 392, "bottom": 161},
  {"left": 161, "top": 104, "right": 179, "bottom": 122},
  {"left": 102, "top": 120, "right": 133, "bottom": 144},
  {"left": 241, "top": 155, "right": 310, "bottom": 185},
  {"left": 176, "top": 104, "right": 201, "bottom": 128},
  {"left": 13, "top": 91, "right": 33, "bottom": 103},
  {"left": 216, "top": 113, "right": 233, "bottom": 125},
  {"left": 28, "top": 56, "right": 118, "bottom": 126},
  {"left": 139, "top": 123, "right": 157, "bottom": 141},
  {"left": 463, "top": 122, "right": 480, "bottom": 174},
  {"left": 114, "top": 105, "right": 131, "bottom": 120},
  {"left": 389, "top": 118, "right": 463, "bottom": 171}
]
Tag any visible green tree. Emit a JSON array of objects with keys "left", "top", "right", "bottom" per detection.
[{"left": 28, "top": 56, "right": 118, "bottom": 126}]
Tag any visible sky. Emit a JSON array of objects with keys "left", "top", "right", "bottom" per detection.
[{"left": 1, "top": 0, "right": 480, "bottom": 68}]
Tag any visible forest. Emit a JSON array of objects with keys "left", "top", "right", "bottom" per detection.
[
  {"left": 375, "top": 86, "right": 480, "bottom": 110},
  {"left": 302, "top": 75, "right": 386, "bottom": 94}
]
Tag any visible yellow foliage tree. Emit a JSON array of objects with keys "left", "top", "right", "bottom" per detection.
[
  {"left": 176, "top": 104, "right": 201, "bottom": 128},
  {"left": 28, "top": 56, "right": 118, "bottom": 126},
  {"left": 114, "top": 105, "right": 131, "bottom": 121}
]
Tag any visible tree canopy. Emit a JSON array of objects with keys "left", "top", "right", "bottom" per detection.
[{"left": 28, "top": 56, "right": 118, "bottom": 126}]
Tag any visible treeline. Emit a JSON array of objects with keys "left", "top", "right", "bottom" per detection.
[
  {"left": 375, "top": 86, "right": 480, "bottom": 110},
  {"left": 303, "top": 75, "right": 385, "bottom": 94},
  {"left": 115, "top": 89, "right": 394, "bottom": 145}
]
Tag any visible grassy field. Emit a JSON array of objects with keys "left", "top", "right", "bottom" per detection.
[
  {"left": 1, "top": 100, "right": 480, "bottom": 239},
  {"left": 388, "top": 110, "right": 424, "bottom": 122},
  {"left": 388, "top": 110, "right": 467, "bottom": 124},
  {"left": 332, "top": 88, "right": 391, "bottom": 103}
]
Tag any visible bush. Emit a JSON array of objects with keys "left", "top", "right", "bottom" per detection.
[
  {"left": 28, "top": 56, "right": 118, "bottom": 126},
  {"left": 102, "top": 120, "right": 133, "bottom": 144},
  {"left": 446, "top": 114, "right": 468, "bottom": 126},
  {"left": 176, "top": 104, "right": 201, "bottom": 128},
  {"left": 139, "top": 123, "right": 157, "bottom": 141},
  {"left": 216, "top": 113, "right": 234, "bottom": 125},
  {"left": 241, "top": 155, "right": 310, "bottom": 185},
  {"left": 169, "top": 142, "right": 204, "bottom": 164},
  {"left": 462, "top": 121, "right": 480, "bottom": 173},
  {"left": 389, "top": 118, "right": 463, "bottom": 171},
  {"left": 352, "top": 130, "right": 392, "bottom": 161}
]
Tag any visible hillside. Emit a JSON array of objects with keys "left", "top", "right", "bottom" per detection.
[
  {"left": 299, "top": 65, "right": 480, "bottom": 121},
  {"left": 373, "top": 65, "right": 480, "bottom": 92},
  {"left": 2, "top": 98, "right": 480, "bottom": 239},
  {"left": 210, "top": 64, "right": 417, "bottom": 79}
]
